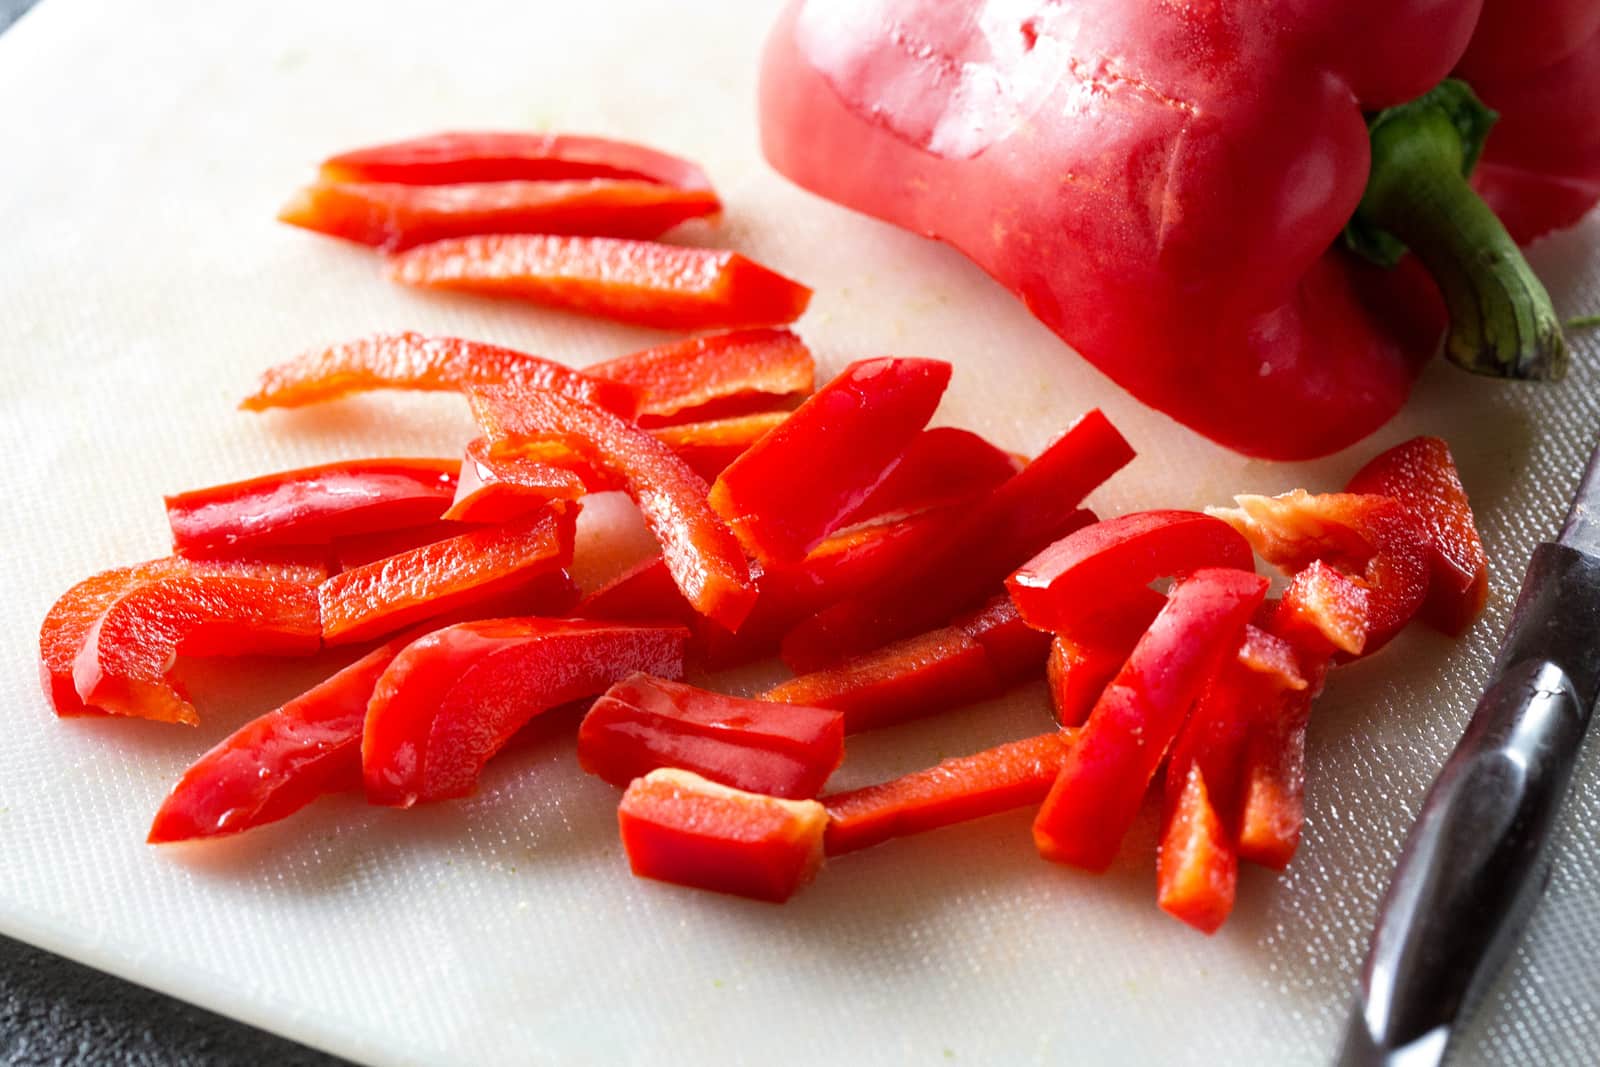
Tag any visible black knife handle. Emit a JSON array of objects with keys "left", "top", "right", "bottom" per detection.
[{"left": 1340, "top": 542, "right": 1600, "bottom": 1065}]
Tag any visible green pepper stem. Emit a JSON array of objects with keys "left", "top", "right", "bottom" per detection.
[{"left": 1353, "top": 81, "right": 1567, "bottom": 380}]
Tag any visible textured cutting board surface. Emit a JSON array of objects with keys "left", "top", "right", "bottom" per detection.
[{"left": 3, "top": 2, "right": 1599, "bottom": 1064}]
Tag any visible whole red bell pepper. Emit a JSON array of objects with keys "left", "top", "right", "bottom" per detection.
[
  {"left": 584, "top": 327, "right": 814, "bottom": 426},
  {"left": 760, "top": 1, "right": 1570, "bottom": 459},
  {"left": 1033, "top": 567, "right": 1267, "bottom": 871},
  {"left": 363, "top": 618, "right": 689, "bottom": 807},
  {"left": 317, "top": 131, "right": 716, "bottom": 191},
  {"left": 783, "top": 409, "right": 1131, "bottom": 671},
  {"left": 242, "top": 331, "right": 638, "bottom": 419},
  {"left": 148, "top": 633, "right": 414, "bottom": 843},
  {"left": 617, "top": 768, "right": 828, "bottom": 903},
  {"left": 822, "top": 731, "right": 1075, "bottom": 856},
  {"left": 578, "top": 675, "right": 844, "bottom": 799},
  {"left": 709, "top": 357, "right": 952, "bottom": 563},
  {"left": 1345, "top": 436, "right": 1488, "bottom": 636},
  {"left": 387, "top": 235, "right": 813, "bottom": 332},
  {"left": 469, "top": 385, "right": 758, "bottom": 631},
  {"left": 73, "top": 574, "right": 324, "bottom": 725},
  {"left": 1457, "top": 1, "right": 1600, "bottom": 244},
  {"left": 279, "top": 179, "right": 721, "bottom": 252},
  {"left": 318, "top": 505, "right": 576, "bottom": 644},
  {"left": 165, "top": 458, "right": 460, "bottom": 555}
]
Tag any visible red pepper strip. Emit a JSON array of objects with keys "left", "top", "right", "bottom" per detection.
[
  {"left": 241, "top": 331, "right": 638, "bottom": 419},
  {"left": 1208, "top": 491, "right": 1429, "bottom": 655},
  {"left": 783, "top": 409, "right": 1132, "bottom": 672},
  {"left": 585, "top": 327, "right": 814, "bottom": 426},
  {"left": 1157, "top": 764, "right": 1236, "bottom": 935},
  {"left": 710, "top": 358, "right": 951, "bottom": 563},
  {"left": 649, "top": 411, "right": 789, "bottom": 482},
  {"left": 39, "top": 554, "right": 328, "bottom": 717},
  {"left": 279, "top": 179, "right": 721, "bottom": 253},
  {"left": 822, "top": 732, "right": 1075, "bottom": 856},
  {"left": 387, "top": 235, "right": 813, "bottom": 332},
  {"left": 363, "top": 618, "right": 689, "bottom": 806},
  {"left": 1346, "top": 436, "right": 1487, "bottom": 636},
  {"left": 72, "top": 575, "right": 323, "bottom": 725},
  {"left": 1155, "top": 626, "right": 1307, "bottom": 930},
  {"left": 1235, "top": 683, "right": 1319, "bottom": 872},
  {"left": 618, "top": 768, "right": 827, "bottom": 903},
  {"left": 576, "top": 555, "right": 701, "bottom": 628},
  {"left": 761, "top": 594, "right": 1048, "bottom": 734},
  {"left": 319, "top": 131, "right": 716, "bottom": 191},
  {"left": 1043, "top": 586, "right": 1168, "bottom": 728},
  {"left": 329, "top": 521, "right": 471, "bottom": 572},
  {"left": 578, "top": 674, "right": 844, "bottom": 799},
  {"left": 1272, "top": 561, "right": 1372, "bottom": 659},
  {"left": 834, "top": 427, "right": 1021, "bottom": 530},
  {"left": 147, "top": 634, "right": 415, "bottom": 843},
  {"left": 442, "top": 438, "right": 587, "bottom": 524},
  {"left": 318, "top": 505, "right": 576, "bottom": 645},
  {"left": 1007, "top": 511, "right": 1255, "bottom": 636},
  {"left": 468, "top": 385, "right": 757, "bottom": 631},
  {"left": 1033, "top": 567, "right": 1268, "bottom": 872},
  {"left": 164, "top": 457, "right": 459, "bottom": 555}
]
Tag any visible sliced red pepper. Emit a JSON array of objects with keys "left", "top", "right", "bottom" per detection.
[
  {"left": 147, "top": 634, "right": 413, "bottom": 843},
  {"left": 822, "top": 732, "right": 1075, "bottom": 856},
  {"left": 782, "top": 409, "right": 1132, "bottom": 671},
  {"left": 442, "top": 438, "right": 586, "bottom": 524},
  {"left": 318, "top": 505, "right": 575, "bottom": 644},
  {"left": 1346, "top": 436, "right": 1488, "bottom": 636},
  {"left": 708, "top": 358, "right": 951, "bottom": 562},
  {"left": 164, "top": 457, "right": 459, "bottom": 555},
  {"left": 40, "top": 554, "right": 326, "bottom": 717},
  {"left": 1235, "top": 685, "right": 1317, "bottom": 871},
  {"left": 318, "top": 131, "right": 715, "bottom": 191},
  {"left": 1210, "top": 490, "right": 1429, "bottom": 655},
  {"left": 578, "top": 674, "right": 844, "bottom": 798},
  {"left": 835, "top": 427, "right": 1021, "bottom": 529},
  {"left": 761, "top": 595, "right": 1047, "bottom": 734},
  {"left": 1273, "top": 560, "right": 1372, "bottom": 659},
  {"left": 1044, "top": 585, "right": 1167, "bottom": 728},
  {"left": 618, "top": 768, "right": 827, "bottom": 903},
  {"left": 386, "top": 235, "right": 813, "bottom": 331},
  {"left": 762, "top": 626, "right": 995, "bottom": 735},
  {"left": 241, "top": 331, "right": 638, "bottom": 419},
  {"left": 329, "top": 521, "right": 470, "bottom": 572},
  {"left": 363, "top": 618, "right": 689, "bottom": 806},
  {"left": 1007, "top": 511, "right": 1255, "bottom": 636},
  {"left": 468, "top": 385, "right": 756, "bottom": 631},
  {"left": 1033, "top": 567, "right": 1267, "bottom": 872},
  {"left": 649, "top": 411, "right": 789, "bottom": 482},
  {"left": 72, "top": 575, "right": 323, "bottom": 725},
  {"left": 279, "top": 178, "right": 720, "bottom": 252},
  {"left": 1156, "top": 764, "right": 1237, "bottom": 935},
  {"left": 585, "top": 327, "right": 814, "bottom": 425},
  {"left": 575, "top": 555, "right": 701, "bottom": 628}
]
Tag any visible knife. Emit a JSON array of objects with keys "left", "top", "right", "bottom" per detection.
[{"left": 1336, "top": 438, "right": 1600, "bottom": 1067}]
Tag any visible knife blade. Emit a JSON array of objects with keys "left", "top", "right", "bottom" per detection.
[{"left": 1336, "top": 438, "right": 1600, "bottom": 1067}]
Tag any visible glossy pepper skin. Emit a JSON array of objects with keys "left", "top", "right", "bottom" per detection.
[
  {"left": 165, "top": 458, "right": 460, "bottom": 555},
  {"left": 758, "top": 1, "right": 1490, "bottom": 458},
  {"left": 148, "top": 634, "right": 413, "bottom": 843},
  {"left": 578, "top": 674, "right": 844, "bottom": 799},
  {"left": 618, "top": 768, "right": 828, "bottom": 903},
  {"left": 363, "top": 618, "right": 689, "bottom": 807},
  {"left": 1458, "top": 0, "right": 1600, "bottom": 243},
  {"left": 585, "top": 327, "right": 814, "bottom": 426},
  {"left": 710, "top": 357, "right": 952, "bottom": 563}
]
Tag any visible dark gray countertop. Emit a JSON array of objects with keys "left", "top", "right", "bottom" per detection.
[{"left": 1, "top": 1, "right": 347, "bottom": 1061}]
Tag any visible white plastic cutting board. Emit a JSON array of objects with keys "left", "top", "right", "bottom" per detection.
[{"left": 3, "top": 1, "right": 1599, "bottom": 1063}]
